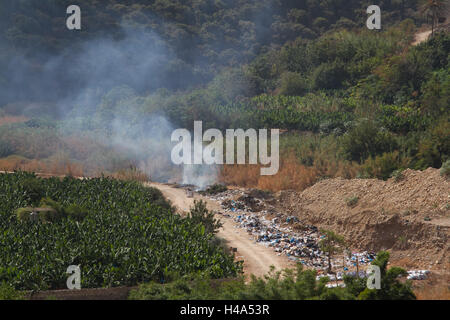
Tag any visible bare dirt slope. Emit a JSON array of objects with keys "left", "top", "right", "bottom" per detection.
[
  {"left": 413, "top": 29, "right": 432, "bottom": 45},
  {"left": 276, "top": 168, "right": 449, "bottom": 271},
  {"left": 147, "top": 182, "right": 294, "bottom": 278}
]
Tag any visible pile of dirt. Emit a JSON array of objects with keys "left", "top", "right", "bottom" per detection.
[{"left": 276, "top": 168, "right": 449, "bottom": 271}]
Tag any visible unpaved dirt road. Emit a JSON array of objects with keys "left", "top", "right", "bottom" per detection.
[
  {"left": 413, "top": 29, "right": 432, "bottom": 45},
  {"left": 146, "top": 182, "right": 294, "bottom": 278}
]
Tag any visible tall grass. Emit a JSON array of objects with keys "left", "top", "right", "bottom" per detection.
[
  {"left": 0, "top": 155, "right": 84, "bottom": 177},
  {"left": 220, "top": 153, "right": 318, "bottom": 192},
  {"left": 110, "top": 166, "right": 150, "bottom": 182},
  {"left": 0, "top": 115, "right": 28, "bottom": 126}
]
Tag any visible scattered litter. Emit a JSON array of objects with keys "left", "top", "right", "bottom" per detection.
[
  {"left": 208, "top": 188, "right": 376, "bottom": 272},
  {"left": 407, "top": 270, "right": 430, "bottom": 280},
  {"left": 325, "top": 283, "right": 346, "bottom": 288}
]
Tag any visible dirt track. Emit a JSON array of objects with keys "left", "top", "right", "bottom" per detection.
[
  {"left": 147, "top": 182, "right": 294, "bottom": 278},
  {"left": 413, "top": 29, "right": 432, "bottom": 45}
]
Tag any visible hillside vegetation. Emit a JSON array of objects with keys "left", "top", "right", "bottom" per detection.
[
  {"left": 0, "top": 1, "right": 448, "bottom": 189},
  {"left": 0, "top": 1, "right": 447, "bottom": 301},
  {"left": 0, "top": 0, "right": 419, "bottom": 104}
]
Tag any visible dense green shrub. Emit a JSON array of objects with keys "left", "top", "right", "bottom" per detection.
[
  {"left": 17, "top": 177, "right": 46, "bottom": 205},
  {"left": 346, "top": 196, "right": 359, "bottom": 207},
  {"left": 211, "top": 94, "right": 355, "bottom": 132},
  {"left": 202, "top": 184, "right": 228, "bottom": 195},
  {"left": 16, "top": 207, "right": 64, "bottom": 223},
  {"left": 188, "top": 200, "right": 222, "bottom": 236},
  {"left": 390, "top": 169, "right": 405, "bottom": 182},
  {"left": 373, "top": 32, "right": 450, "bottom": 105},
  {"left": 420, "top": 68, "right": 450, "bottom": 117},
  {"left": 0, "top": 282, "right": 24, "bottom": 300},
  {"left": 378, "top": 105, "right": 430, "bottom": 133},
  {"left": 312, "top": 60, "right": 349, "bottom": 90},
  {"left": 415, "top": 118, "right": 450, "bottom": 169},
  {"left": 348, "top": 251, "right": 416, "bottom": 300},
  {"left": 145, "top": 187, "right": 173, "bottom": 211},
  {"left": 16, "top": 199, "right": 89, "bottom": 223},
  {"left": 277, "top": 72, "right": 308, "bottom": 96},
  {"left": 64, "top": 204, "right": 89, "bottom": 221},
  {"left": 441, "top": 160, "right": 450, "bottom": 178},
  {"left": 360, "top": 152, "right": 408, "bottom": 180},
  {"left": 15, "top": 207, "right": 35, "bottom": 222},
  {"left": 341, "top": 120, "right": 397, "bottom": 163},
  {"left": 129, "top": 265, "right": 333, "bottom": 300},
  {"left": 0, "top": 139, "right": 15, "bottom": 158},
  {"left": 39, "top": 198, "right": 64, "bottom": 215}
]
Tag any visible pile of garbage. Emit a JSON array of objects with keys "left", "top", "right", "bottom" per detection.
[
  {"left": 208, "top": 188, "right": 435, "bottom": 283},
  {"left": 222, "top": 199, "right": 246, "bottom": 212},
  {"left": 208, "top": 189, "right": 377, "bottom": 273},
  {"left": 325, "top": 283, "right": 346, "bottom": 288},
  {"left": 348, "top": 252, "right": 376, "bottom": 267},
  {"left": 406, "top": 270, "right": 430, "bottom": 280}
]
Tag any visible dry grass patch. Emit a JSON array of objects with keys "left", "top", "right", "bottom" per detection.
[
  {"left": 0, "top": 156, "right": 84, "bottom": 177},
  {"left": 220, "top": 153, "right": 318, "bottom": 192},
  {"left": 109, "top": 166, "right": 150, "bottom": 182},
  {"left": 0, "top": 115, "right": 28, "bottom": 126}
]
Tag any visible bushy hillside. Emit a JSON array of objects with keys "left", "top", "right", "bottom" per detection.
[
  {"left": 0, "top": 1, "right": 448, "bottom": 189},
  {"left": 0, "top": 0, "right": 419, "bottom": 105}
]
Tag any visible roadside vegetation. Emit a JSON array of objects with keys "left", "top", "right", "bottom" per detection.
[
  {"left": 0, "top": 282, "right": 25, "bottom": 300},
  {"left": 0, "top": 249, "right": 417, "bottom": 300},
  {"left": 129, "top": 251, "right": 416, "bottom": 300}
]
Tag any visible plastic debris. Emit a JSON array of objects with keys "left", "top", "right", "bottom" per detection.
[
  {"left": 407, "top": 270, "right": 430, "bottom": 280},
  {"left": 207, "top": 188, "right": 377, "bottom": 272}
]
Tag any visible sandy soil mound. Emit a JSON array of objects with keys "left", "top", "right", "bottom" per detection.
[{"left": 276, "top": 168, "right": 449, "bottom": 271}]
